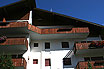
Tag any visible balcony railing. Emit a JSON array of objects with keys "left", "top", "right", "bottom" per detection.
[
  {"left": 76, "top": 60, "right": 104, "bottom": 69},
  {"left": 12, "top": 58, "right": 26, "bottom": 68},
  {"left": 28, "top": 24, "right": 89, "bottom": 34},
  {"left": 0, "top": 38, "right": 28, "bottom": 49},
  {"left": 0, "top": 22, "right": 28, "bottom": 28},
  {"left": 74, "top": 41, "right": 104, "bottom": 50},
  {"left": 0, "top": 22, "right": 89, "bottom": 34}
]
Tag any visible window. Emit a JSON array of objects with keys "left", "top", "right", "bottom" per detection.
[
  {"left": 81, "top": 41, "right": 86, "bottom": 43},
  {"left": 63, "top": 58, "right": 71, "bottom": 65},
  {"left": 62, "top": 42, "right": 69, "bottom": 48},
  {"left": 45, "top": 59, "right": 51, "bottom": 66},
  {"left": 12, "top": 54, "right": 22, "bottom": 58},
  {"left": 87, "top": 41, "right": 92, "bottom": 43},
  {"left": 84, "top": 57, "right": 90, "bottom": 61},
  {"left": 33, "top": 59, "right": 38, "bottom": 64},
  {"left": 12, "top": 55, "right": 16, "bottom": 59},
  {"left": 84, "top": 56, "right": 103, "bottom": 61},
  {"left": 91, "top": 56, "right": 103, "bottom": 61},
  {"left": 18, "top": 54, "right": 22, "bottom": 58},
  {"left": 34, "top": 43, "right": 38, "bottom": 47},
  {"left": 45, "top": 42, "right": 50, "bottom": 49}
]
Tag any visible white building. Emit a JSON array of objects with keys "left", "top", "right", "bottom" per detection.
[{"left": 0, "top": 0, "right": 104, "bottom": 69}]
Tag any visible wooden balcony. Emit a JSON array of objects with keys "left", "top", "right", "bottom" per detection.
[
  {"left": 12, "top": 58, "right": 26, "bottom": 69},
  {"left": 0, "top": 22, "right": 29, "bottom": 37},
  {"left": 0, "top": 38, "right": 28, "bottom": 54},
  {"left": 0, "top": 38, "right": 28, "bottom": 47},
  {"left": 0, "top": 22, "right": 89, "bottom": 34},
  {"left": 28, "top": 24, "right": 89, "bottom": 34},
  {"left": 0, "top": 22, "right": 89, "bottom": 39},
  {"left": 74, "top": 41, "right": 104, "bottom": 56},
  {"left": 0, "top": 22, "right": 28, "bottom": 28},
  {"left": 76, "top": 60, "right": 104, "bottom": 69}
]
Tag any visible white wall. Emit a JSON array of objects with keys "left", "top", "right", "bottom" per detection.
[
  {"left": 26, "top": 50, "right": 84, "bottom": 69},
  {"left": 28, "top": 39, "right": 82, "bottom": 69},
  {"left": 31, "top": 39, "right": 74, "bottom": 52},
  {"left": 24, "top": 36, "right": 101, "bottom": 69}
]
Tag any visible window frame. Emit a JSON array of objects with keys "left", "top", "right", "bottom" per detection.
[
  {"left": 62, "top": 42, "right": 69, "bottom": 48},
  {"left": 45, "top": 59, "right": 51, "bottom": 66},
  {"left": 45, "top": 42, "right": 50, "bottom": 49},
  {"left": 34, "top": 43, "right": 38, "bottom": 47},
  {"left": 33, "top": 59, "right": 38, "bottom": 64},
  {"left": 84, "top": 56, "right": 104, "bottom": 61},
  {"left": 63, "top": 58, "right": 72, "bottom": 65}
]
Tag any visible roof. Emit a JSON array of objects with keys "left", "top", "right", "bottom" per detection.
[
  {"left": 0, "top": 0, "right": 36, "bottom": 20},
  {"left": 32, "top": 8, "right": 104, "bottom": 38},
  {"left": 33, "top": 8, "right": 103, "bottom": 27}
]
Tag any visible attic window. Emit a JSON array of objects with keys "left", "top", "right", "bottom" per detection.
[{"left": 57, "top": 28, "right": 72, "bottom": 32}]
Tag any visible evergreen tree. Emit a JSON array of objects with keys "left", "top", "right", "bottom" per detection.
[
  {"left": 87, "top": 61, "right": 92, "bottom": 69},
  {"left": 0, "top": 55, "right": 14, "bottom": 69}
]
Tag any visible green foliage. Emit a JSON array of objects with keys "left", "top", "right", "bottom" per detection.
[
  {"left": 87, "top": 61, "right": 92, "bottom": 69},
  {"left": 0, "top": 55, "right": 14, "bottom": 69}
]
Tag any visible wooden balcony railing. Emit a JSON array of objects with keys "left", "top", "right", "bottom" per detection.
[
  {"left": 76, "top": 60, "right": 104, "bottom": 69},
  {"left": 0, "top": 38, "right": 28, "bottom": 49},
  {"left": 0, "top": 22, "right": 89, "bottom": 34},
  {"left": 28, "top": 24, "right": 89, "bottom": 34},
  {"left": 0, "top": 22, "right": 28, "bottom": 28},
  {"left": 75, "top": 43, "right": 91, "bottom": 50},
  {"left": 74, "top": 41, "right": 104, "bottom": 50},
  {"left": 12, "top": 58, "right": 26, "bottom": 69}
]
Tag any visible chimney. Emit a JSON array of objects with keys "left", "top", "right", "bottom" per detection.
[{"left": 3, "top": 18, "right": 6, "bottom": 22}]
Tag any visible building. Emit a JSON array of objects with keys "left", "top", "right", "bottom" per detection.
[{"left": 0, "top": 0, "right": 104, "bottom": 69}]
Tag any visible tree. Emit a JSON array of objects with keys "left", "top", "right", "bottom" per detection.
[
  {"left": 87, "top": 61, "right": 92, "bottom": 69},
  {"left": 0, "top": 55, "right": 14, "bottom": 69}
]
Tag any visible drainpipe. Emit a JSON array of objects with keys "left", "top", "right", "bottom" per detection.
[{"left": 40, "top": 51, "right": 42, "bottom": 69}]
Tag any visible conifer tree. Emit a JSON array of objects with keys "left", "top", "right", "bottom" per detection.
[
  {"left": 87, "top": 61, "right": 92, "bottom": 69},
  {"left": 0, "top": 55, "right": 14, "bottom": 69}
]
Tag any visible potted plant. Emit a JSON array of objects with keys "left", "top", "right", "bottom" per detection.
[
  {"left": 89, "top": 41, "right": 96, "bottom": 49},
  {"left": 0, "top": 36, "right": 7, "bottom": 43},
  {"left": 89, "top": 41, "right": 104, "bottom": 49}
]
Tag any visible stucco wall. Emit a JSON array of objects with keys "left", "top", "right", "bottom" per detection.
[{"left": 24, "top": 36, "right": 102, "bottom": 69}]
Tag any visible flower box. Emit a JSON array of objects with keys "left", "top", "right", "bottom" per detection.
[
  {"left": 89, "top": 41, "right": 104, "bottom": 49},
  {"left": 0, "top": 36, "right": 7, "bottom": 43}
]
